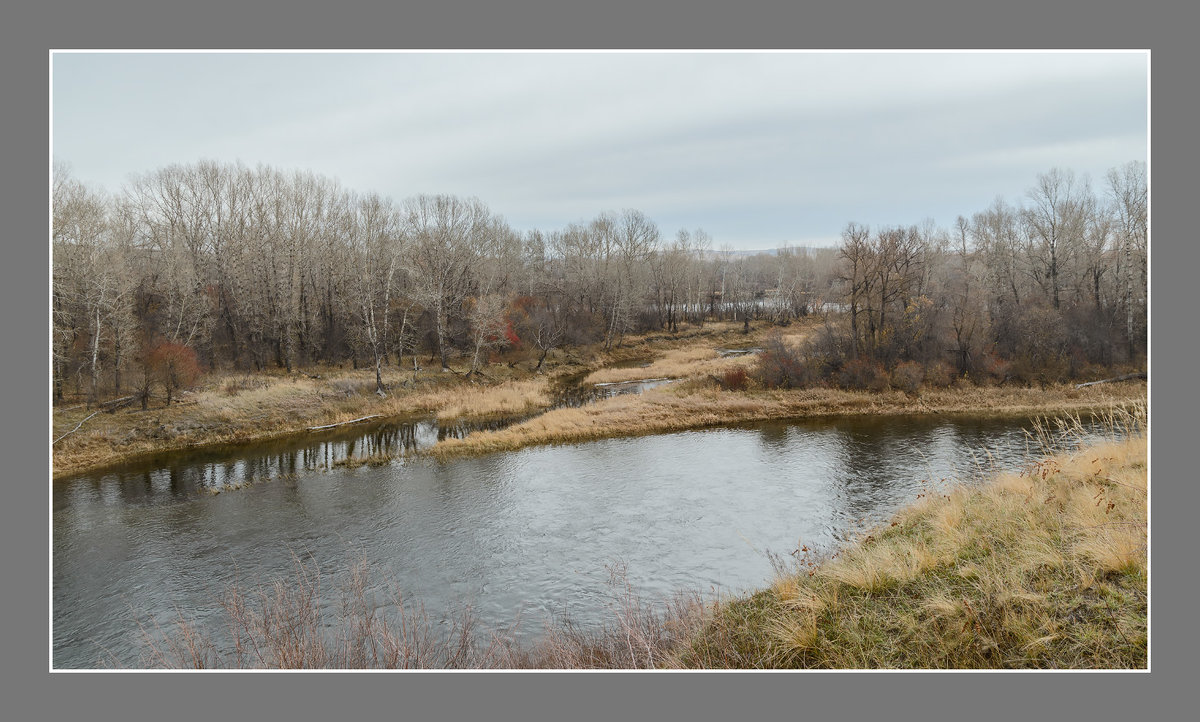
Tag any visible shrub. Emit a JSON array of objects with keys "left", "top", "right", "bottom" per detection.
[
  {"left": 891, "top": 361, "right": 924, "bottom": 396},
  {"left": 925, "top": 360, "right": 956, "bottom": 389},
  {"left": 753, "top": 334, "right": 813, "bottom": 389},
  {"left": 142, "top": 341, "right": 203, "bottom": 406},
  {"left": 721, "top": 367, "right": 749, "bottom": 391},
  {"left": 223, "top": 376, "right": 271, "bottom": 396},
  {"left": 838, "top": 358, "right": 889, "bottom": 391},
  {"left": 978, "top": 351, "right": 1012, "bottom": 386}
]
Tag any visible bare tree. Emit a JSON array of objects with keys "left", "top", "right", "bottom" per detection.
[
  {"left": 947, "top": 216, "right": 982, "bottom": 374},
  {"left": 1107, "top": 161, "right": 1148, "bottom": 361},
  {"left": 404, "top": 195, "right": 503, "bottom": 371},
  {"left": 1022, "top": 168, "right": 1089, "bottom": 310},
  {"left": 838, "top": 222, "right": 871, "bottom": 359},
  {"left": 346, "top": 192, "right": 406, "bottom": 395},
  {"left": 53, "top": 165, "right": 116, "bottom": 406}
]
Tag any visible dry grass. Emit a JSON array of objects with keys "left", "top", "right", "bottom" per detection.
[
  {"left": 429, "top": 381, "right": 1148, "bottom": 460},
  {"left": 670, "top": 406, "right": 1148, "bottom": 669},
  {"left": 512, "top": 562, "right": 712, "bottom": 669},
  {"left": 585, "top": 346, "right": 757, "bottom": 385},
  {"left": 409, "top": 380, "right": 549, "bottom": 421},
  {"left": 133, "top": 554, "right": 710, "bottom": 670},
  {"left": 51, "top": 321, "right": 780, "bottom": 478},
  {"left": 135, "top": 555, "right": 516, "bottom": 669},
  {"left": 52, "top": 367, "right": 554, "bottom": 478},
  {"left": 583, "top": 319, "right": 810, "bottom": 385}
]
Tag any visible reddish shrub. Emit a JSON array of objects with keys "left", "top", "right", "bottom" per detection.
[
  {"left": 503, "top": 318, "right": 522, "bottom": 349},
  {"left": 838, "top": 358, "right": 889, "bottom": 391},
  {"left": 752, "top": 334, "right": 814, "bottom": 389},
  {"left": 979, "top": 351, "right": 1012, "bottom": 386},
  {"left": 146, "top": 341, "right": 202, "bottom": 405},
  {"left": 721, "top": 367, "right": 749, "bottom": 391}
]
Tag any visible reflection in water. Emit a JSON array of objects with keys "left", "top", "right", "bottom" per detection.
[
  {"left": 53, "top": 413, "right": 1114, "bottom": 668},
  {"left": 58, "top": 373, "right": 676, "bottom": 508},
  {"left": 551, "top": 375, "right": 676, "bottom": 409}
]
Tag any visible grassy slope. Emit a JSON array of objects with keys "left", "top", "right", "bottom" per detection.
[
  {"left": 668, "top": 425, "right": 1147, "bottom": 669},
  {"left": 429, "top": 381, "right": 1147, "bottom": 459}
]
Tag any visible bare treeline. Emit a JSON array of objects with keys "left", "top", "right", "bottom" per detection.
[
  {"left": 810, "top": 163, "right": 1148, "bottom": 389},
  {"left": 52, "top": 159, "right": 1146, "bottom": 406},
  {"left": 52, "top": 159, "right": 832, "bottom": 405}
]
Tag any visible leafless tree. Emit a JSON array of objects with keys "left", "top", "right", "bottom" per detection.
[
  {"left": 1107, "top": 161, "right": 1148, "bottom": 361},
  {"left": 345, "top": 192, "right": 406, "bottom": 395},
  {"left": 404, "top": 195, "right": 505, "bottom": 371},
  {"left": 1022, "top": 168, "right": 1090, "bottom": 310}
]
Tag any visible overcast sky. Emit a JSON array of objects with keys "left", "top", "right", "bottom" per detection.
[{"left": 52, "top": 52, "right": 1147, "bottom": 249}]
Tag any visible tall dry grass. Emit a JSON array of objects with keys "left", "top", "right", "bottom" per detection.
[
  {"left": 431, "top": 382, "right": 1148, "bottom": 460},
  {"left": 671, "top": 404, "right": 1147, "bottom": 668},
  {"left": 133, "top": 556, "right": 706, "bottom": 670},
  {"left": 136, "top": 555, "right": 518, "bottom": 670}
]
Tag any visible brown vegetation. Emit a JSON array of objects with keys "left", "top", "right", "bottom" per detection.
[
  {"left": 51, "top": 321, "right": 777, "bottom": 477},
  {"left": 52, "top": 364, "right": 553, "bottom": 478},
  {"left": 429, "top": 380, "right": 1146, "bottom": 460},
  {"left": 54, "top": 311, "right": 1146, "bottom": 478}
]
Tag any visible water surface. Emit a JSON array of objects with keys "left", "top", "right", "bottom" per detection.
[{"left": 53, "top": 413, "right": 1106, "bottom": 667}]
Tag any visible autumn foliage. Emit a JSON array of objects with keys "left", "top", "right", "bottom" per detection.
[{"left": 144, "top": 341, "right": 203, "bottom": 406}]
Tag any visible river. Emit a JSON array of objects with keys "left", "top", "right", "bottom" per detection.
[{"left": 52, "top": 409, "right": 1106, "bottom": 668}]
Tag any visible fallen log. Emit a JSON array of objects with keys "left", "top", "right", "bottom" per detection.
[
  {"left": 53, "top": 411, "right": 100, "bottom": 444},
  {"left": 1075, "top": 372, "right": 1147, "bottom": 389},
  {"left": 100, "top": 395, "right": 137, "bottom": 412},
  {"left": 307, "top": 414, "right": 384, "bottom": 431}
]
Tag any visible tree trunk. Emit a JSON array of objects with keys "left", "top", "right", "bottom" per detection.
[
  {"left": 89, "top": 306, "right": 101, "bottom": 408},
  {"left": 113, "top": 337, "right": 122, "bottom": 394},
  {"left": 435, "top": 300, "right": 450, "bottom": 371},
  {"left": 1125, "top": 238, "right": 1135, "bottom": 361}
]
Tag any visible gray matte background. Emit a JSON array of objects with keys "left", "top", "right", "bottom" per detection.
[{"left": 4, "top": 0, "right": 1188, "bottom": 719}]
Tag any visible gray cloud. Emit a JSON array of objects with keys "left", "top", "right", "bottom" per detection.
[{"left": 52, "top": 52, "right": 1147, "bottom": 248}]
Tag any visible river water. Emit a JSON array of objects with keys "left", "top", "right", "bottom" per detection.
[{"left": 52, "top": 408, "right": 1106, "bottom": 668}]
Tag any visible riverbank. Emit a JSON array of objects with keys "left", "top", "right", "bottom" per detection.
[
  {"left": 50, "top": 321, "right": 790, "bottom": 478},
  {"left": 428, "top": 381, "right": 1147, "bottom": 460},
  {"left": 665, "top": 415, "right": 1147, "bottom": 669},
  {"left": 132, "top": 411, "right": 1147, "bottom": 669},
  {"left": 51, "top": 318, "right": 1147, "bottom": 478},
  {"left": 51, "top": 371, "right": 552, "bottom": 478}
]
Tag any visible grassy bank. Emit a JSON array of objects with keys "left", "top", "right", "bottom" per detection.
[
  {"left": 668, "top": 412, "right": 1147, "bottom": 668},
  {"left": 50, "top": 320, "right": 790, "bottom": 478},
  {"left": 428, "top": 381, "right": 1147, "bottom": 460},
  {"left": 53, "top": 318, "right": 1147, "bottom": 478},
  {"left": 51, "top": 367, "right": 554, "bottom": 478}
]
